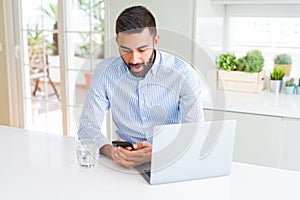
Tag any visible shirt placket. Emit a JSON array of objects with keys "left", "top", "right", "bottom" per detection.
[{"left": 137, "top": 79, "right": 151, "bottom": 141}]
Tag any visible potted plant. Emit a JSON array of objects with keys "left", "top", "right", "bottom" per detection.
[
  {"left": 270, "top": 67, "right": 285, "bottom": 93},
  {"left": 217, "top": 53, "right": 237, "bottom": 71},
  {"left": 237, "top": 50, "right": 264, "bottom": 73},
  {"left": 296, "top": 79, "right": 300, "bottom": 95},
  {"left": 285, "top": 78, "right": 295, "bottom": 95},
  {"left": 217, "top": 50, "right": 265, "bottom": 93},
  {"left": 274, "top": 53, "right": 292, "bottom": 77}
]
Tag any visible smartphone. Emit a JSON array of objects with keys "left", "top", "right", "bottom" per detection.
[{"left": 112, "top": 141, "right": 135, "bottom": 150}]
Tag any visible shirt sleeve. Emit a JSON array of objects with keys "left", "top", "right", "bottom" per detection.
[
  {"left": 179, "top": 65, "right": 205, "bottom": 123},
  {"left": 77, "top": 64, "right": 111, "bottom": 151}
]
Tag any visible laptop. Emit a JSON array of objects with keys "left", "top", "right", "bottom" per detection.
[{"left": 136, "top": 120, "right": 237, "bottom": 185}]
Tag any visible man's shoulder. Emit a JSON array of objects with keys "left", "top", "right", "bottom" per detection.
[
  {"left": 158, "top": 50, "right": 193, "bottom": 76},
  {"left": 91, "top": 56, "right": 126, "bottom": 85},
  {"left": 96, "top": 56, "right": 122, "bottom": 70},
  {"left": 93, "top": 56, "right": 125, "bottom": 75}
]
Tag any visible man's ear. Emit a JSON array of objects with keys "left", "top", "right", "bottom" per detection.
[
  {"left": 116, "top": 35, "right": 119, "bottom": 45},
  {"left": 153, "top": 34, "right": 160, "bottom": 49}
]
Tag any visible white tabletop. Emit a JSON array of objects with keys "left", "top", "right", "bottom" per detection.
[{"left": 1, "top": 125, "right": 300, "bottom": 200}]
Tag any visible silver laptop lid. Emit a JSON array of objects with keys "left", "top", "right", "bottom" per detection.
[{"left": 149, "top": 120, "right": 236, "bottom": 185}]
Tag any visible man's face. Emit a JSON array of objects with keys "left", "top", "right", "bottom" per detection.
[{"left": 116, "top": 28, "right": 159, "bottom": 77}]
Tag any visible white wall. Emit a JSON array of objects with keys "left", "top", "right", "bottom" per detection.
[
  {"left": 193, "top": 0, "right": 225, "bottom": 78},
  {"left": 191, "top": 0, "right": 226, "bottom": 105}
]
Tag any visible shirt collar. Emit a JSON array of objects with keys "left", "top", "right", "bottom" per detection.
[{"left": 150, "top": 50, "right": 160, "bottom": 76}]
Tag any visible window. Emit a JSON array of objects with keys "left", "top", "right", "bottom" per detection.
[
  {"left": 18, "top": 0, "right": 105, "bottom": 136},
  {"left": 226, "top": 5, "right": 300, "bottom": 77},
  {"left": 229, "top": 17, "right": 300, "bottom": 76},
  {"left": 21, "top": 0, "right": 62, "bottom": 133}
]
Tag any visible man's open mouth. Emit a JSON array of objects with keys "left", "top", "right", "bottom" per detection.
[{"left": 130, "top": 64, "right": 143, "bottom": 72}]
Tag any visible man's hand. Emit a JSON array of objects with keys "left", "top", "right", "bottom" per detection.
[{"left": 112, "top": 141, "right": 152, "bottom": 168}]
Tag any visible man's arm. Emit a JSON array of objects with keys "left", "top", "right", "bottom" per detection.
[
  {"left": 179, "top": 67, "right": 205, "bottom": 123},
  {"left": 100, "top": 144, "right": 113, "bottom": 159},
  {"left": 77, "top": 65, "right": 111, "bottom": 152}
]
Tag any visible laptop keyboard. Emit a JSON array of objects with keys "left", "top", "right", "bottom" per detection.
[{"left": 144, "top": 169, "right": 151, "bottom": 177}]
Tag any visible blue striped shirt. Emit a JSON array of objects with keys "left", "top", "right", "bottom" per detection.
[{"left": 78, "top": 50, "right": 204, "bottom": 148}]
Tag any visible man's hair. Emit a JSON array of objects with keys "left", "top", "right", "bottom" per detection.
[{"left": 116, "top": 5, "right": 157, "bottom": 36}]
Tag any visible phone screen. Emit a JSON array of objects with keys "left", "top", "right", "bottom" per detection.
[{"left": 112, "top": 141, "right": 135, "bottom": 150}]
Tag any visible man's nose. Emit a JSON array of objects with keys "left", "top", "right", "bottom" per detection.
[{"left": 129, "top": 51, "right": 141, "bottom": 64}]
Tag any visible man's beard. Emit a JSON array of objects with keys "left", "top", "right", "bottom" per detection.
[{"left": 124, "top": 50, "right": 155, "bottom": 78}]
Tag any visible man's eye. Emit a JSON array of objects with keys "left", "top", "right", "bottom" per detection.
[
  {"left": 121, "top": 49, "right": 132, "bottom": 54},
  {"left": 138, "top": 49, "right": 146, "bottom": 53}
]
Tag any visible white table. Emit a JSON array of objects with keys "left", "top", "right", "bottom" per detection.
[{"left": 1, "top": 125, "right": 300, "bottom": 200}]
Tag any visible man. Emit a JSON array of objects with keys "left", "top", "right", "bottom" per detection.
[{"left": 78, "top": 5, "right": 204, "bottom": 168}]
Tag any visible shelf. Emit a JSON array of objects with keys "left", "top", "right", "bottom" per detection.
[{"left": 201, "top": 89, "right": 300, "bottom": 119}]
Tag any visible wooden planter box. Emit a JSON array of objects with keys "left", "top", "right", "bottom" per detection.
[{"left": 217, "top": 70, "right": 265, "bottom": 93}]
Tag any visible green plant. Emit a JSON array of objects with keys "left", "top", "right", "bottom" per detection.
[
  {"left": 285, "top": 78, "right": 295, "bottom": 87},
  {"left": 298, "top": 79, "right": 300, "bottom": 86},
  {"left": 270, "top": 67, "right": 285, "bottom": 80},
  {"left": 236, "top": 50, "right": 264, "bottom": 73},
  {"left": 217, "top": 53, "right": 237, "bottom": 71},
  {"left": 28, "top": 26, "right": 42, "bottom": 48},
  {"left": 27, "top": 25, "right": 52, "bottom": 50},
  {"left": 274, "top": 54, "right": 292, "bottom": 65},
  {"left": 236, "top": 56, "right": 247, "bottom": 71}
]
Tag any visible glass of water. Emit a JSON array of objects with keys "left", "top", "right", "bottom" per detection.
[{"left": 76, "top": 139, "right": 98, "bottom": 168}]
